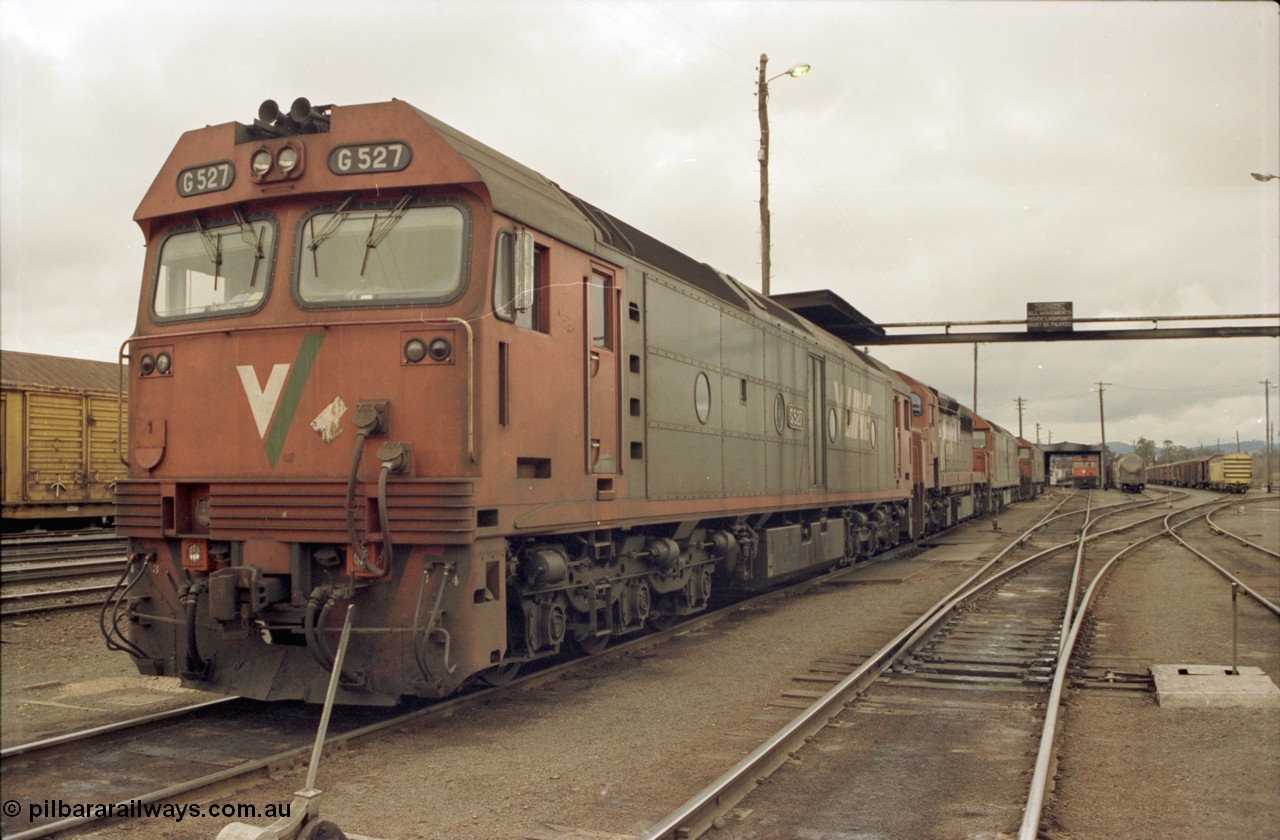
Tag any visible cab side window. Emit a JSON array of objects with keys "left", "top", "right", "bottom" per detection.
[{"left": 494, "top": 229, "right": 548, "bottom": 332}]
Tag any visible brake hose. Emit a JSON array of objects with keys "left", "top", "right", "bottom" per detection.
[
  {"left": 179, "top": 581, "right": 209, "bottom": 678},
  {"left": 304, "top": 585, "right": 336, "bottom": 670},
  {"left": 371, "top": 461, "right": 393, "bottom": 576},
  {"left": 345, "top": 430, "right": 370, "bottom": 568}
]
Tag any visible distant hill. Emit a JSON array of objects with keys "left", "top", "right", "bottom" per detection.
[{"left": 1106, "top": 440, "right": 1269, "bottom": 456}]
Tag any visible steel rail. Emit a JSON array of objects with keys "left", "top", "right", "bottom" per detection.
[
  {"left": 644, "top": 491, "right": 1207, "bottom": 839},
  {"left": 641, "top": 495, "right": 1085, "bottom": 840},
  {"left": 2, "top": 542, "right": 930, "bottom": 840},
  {"left": 0, "top": 697, "right": 242, "bottom": 760},
  {"left": 0, "top": 582, "right": 118, "bottom": 617},
  {"left": 1018, "top": 520, "right": 1171, "bottom": 840},
  {"left": 1, "top": 558, "right": 127, "bottom": 583},
  {"left": 1205, "top": 495, "right": 1280, "bottom": 560},
  {"left": 1018, "top": 494, "right": 1276, "bottom": 838},
  {"left": 1168, "top": 500, "right": 1280, "bottom": 616}
]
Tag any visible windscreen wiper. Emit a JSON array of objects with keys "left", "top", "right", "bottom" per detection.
[
  {"left": 360, "top": 194, "right": 414, "bottom": 276},
  {"left": 193, "top": 216, "right": 222, "bottom": 290},
  {"left": 232, "top": 207, "right": 265, "bottom": 287},
  {"left": 307, "top": 196, "right": 354, "bottom": 278}
]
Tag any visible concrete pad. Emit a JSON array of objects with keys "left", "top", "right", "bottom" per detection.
[{"left": 1151, "top": 664, "right": 1280, "bottom": 709}]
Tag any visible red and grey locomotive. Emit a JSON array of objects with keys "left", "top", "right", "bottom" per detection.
[{"left": 104, "top": 99, "right": 1038, "bottom": 704}]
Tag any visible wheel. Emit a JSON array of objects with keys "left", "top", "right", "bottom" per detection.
[
  {"left": 476, "top": 662, "right": 522, "bottom": 687},
  {"left": 572, "top": 631, "right": 610, "bottom": 656}
]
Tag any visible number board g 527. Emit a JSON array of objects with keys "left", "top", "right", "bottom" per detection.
[
  {"left": 177, "top": 161, "right": 235, "bottom": 197},
  {"left": 328, "top": 142, "right": 413, "bottom": 175}
]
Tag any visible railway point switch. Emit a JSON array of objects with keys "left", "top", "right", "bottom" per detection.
[{"left": 1150, "top": 664, "right": 1280, "bottom": 709}]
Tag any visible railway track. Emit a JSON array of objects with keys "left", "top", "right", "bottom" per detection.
[
  {"left": 1184, "top": 497, "right": 1280, "bottom": 613},
  {"left": 1, "top": 530, "right": 127, "bottom": 565},
  {"left": 7, "top": 491, "right": 1271, "bottom": 838},
  {"left": 0, "top": 529, "right": 128, "bottom": 617},
  {"left": 642, "top": 489, "right": 1220, "bottom": 839},
  {"left": 0, "top": 539, "right": 932, "bottom": 839}
]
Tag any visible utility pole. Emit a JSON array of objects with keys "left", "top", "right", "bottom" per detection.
[
  {"left": 1097, "top": 381, "right": 1112, "bottom": 489},
  {"left": 1036, "top": 422, "right": 1041, "bottom": 445},
  {"left": 757, "top": 54, "right": 772, "bottom": 297},
  {"left": 757, "top": 54, "right": 810, "bottom": 297},
  {"left": 1264, "top": 378, "right": 1276, "bottom": 493},
  {"left": 972, "top": 343, "right": 979, "bottom": 415},
  {"left": 1014, "top": 397, "right": 1026, "bottom": 438}
]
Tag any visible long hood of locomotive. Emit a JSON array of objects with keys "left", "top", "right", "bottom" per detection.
[{"left": 127, "top": 325, "right": 469, "bottom": 479}]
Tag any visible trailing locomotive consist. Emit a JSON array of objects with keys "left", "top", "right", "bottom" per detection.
[
  {"left": 1111, "top": 453, "right": 1147, "bottom": 493},
  {"left": 104, "top": 99, "right": 1042, "bottom": 704},
  {"left": 1071, "top": 454, "right": 1101, "bottom": 489},
  {"left": 1, "top": 351, "right": 128, "bottom": 529},
  {"left": 1147, "top": 452, "right": 1252, "bottom": 493},
  {"left": 1018, "top": 437, "right": 1047, "bottom": 500}
]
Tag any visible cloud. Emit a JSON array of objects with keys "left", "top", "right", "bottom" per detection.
[{"left": 0, "top": 0, "right": 1275, "bottom": 448}]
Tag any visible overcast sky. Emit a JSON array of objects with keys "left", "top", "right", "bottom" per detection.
[{"left": 2, "top": 0, "right": 1277, "bottom": 448}]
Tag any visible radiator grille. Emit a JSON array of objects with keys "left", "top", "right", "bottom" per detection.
[{"left": 114, "top": 479, "right": 475, "bottom": 544}]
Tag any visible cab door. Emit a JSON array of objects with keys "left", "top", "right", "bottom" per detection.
[
  {"left": 584, "top": 267, "right": 620, "bottom": 488},
  {"left": 809, "top": 355, "right": 826, "bottom": 488}
]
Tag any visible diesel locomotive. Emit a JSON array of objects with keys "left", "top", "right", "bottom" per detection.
[{"left": 103, "top": 98, "right": 1040, "bottom": 704}]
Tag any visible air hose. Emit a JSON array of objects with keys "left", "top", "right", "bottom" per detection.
[
  {"left": 345, "top": 430, "right": 372, "bottom": 570},
  {"left": 179, "top": 581, "right": 210, "bottom": 679},
  {"left": 304, "top": 585, "right": 338, "bottom": 670}
]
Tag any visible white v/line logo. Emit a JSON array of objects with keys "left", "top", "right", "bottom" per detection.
[{"left": 236, "top": 364, "right": 291, "bottom": 439}]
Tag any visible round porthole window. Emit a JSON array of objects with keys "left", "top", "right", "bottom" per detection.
[
  {"left": 694, "top": 372, "right": 711, "bottom": 425},
  {"left": 827, "top": 407, "right": 838, "bottom": 443},
  {"left": 869, "top": 418, "right": 878, "bottom": 449},
  {"left": 774, "top": 394, "right": 787, "bottom": 434}
]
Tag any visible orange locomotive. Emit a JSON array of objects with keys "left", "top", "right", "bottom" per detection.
[{"left": 104, "top": 99, "right": 1035, "bottom": 704}]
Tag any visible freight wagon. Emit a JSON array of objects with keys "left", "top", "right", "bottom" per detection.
[
  {"left": 1, "top": 351, "right": 128, "bottom": 529},
  {"left": 1111, "top": 452, "right": 1146, "bottom": 493}
]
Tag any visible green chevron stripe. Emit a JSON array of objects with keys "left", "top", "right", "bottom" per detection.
[{"left": 264, "top": 333, "right": 326, "bottom": 467}]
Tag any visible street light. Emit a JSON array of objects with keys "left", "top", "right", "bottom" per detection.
[
  {"left": 1253, "top": 172, "right": 1279, "bottom": 490},
  {"left": 1262, "top": 379, "right": 1277, "bottom": 493},
  {"left": 757, "top": 54, "right": 810, "bottom": 297}
]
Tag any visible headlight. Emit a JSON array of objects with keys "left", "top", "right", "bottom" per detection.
[
  {"left": 404, "top": 337, "right": 427, "bottom": 363},
  {"left": 277, "top": 145, "right": 299, "bottom": 174},
  {"left": 251, "top": 149, "right": 273, "bottom": 177}
]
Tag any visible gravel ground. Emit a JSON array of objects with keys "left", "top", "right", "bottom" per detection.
[
  {"left": 6, "top": 492, "right": 1275, "bottom": 839},
  {"left": 1, "top": 609, "right": 218, "bottom": 750},
  {"left": 1048, "top": 501, "right": 1280, "bottom": 839},
  {"left": 7, "top": 501, "right": 1048, "bottom": 840}
]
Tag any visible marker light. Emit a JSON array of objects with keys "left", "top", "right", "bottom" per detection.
[
  {"left": 277, "top": 145, "right": 299, "bottom": 174},
  {"left": 428, "top": 337, "right": 452, "bottom": 362},
  {"left": 251, "top": 149, "right": 273, "bottom": 177},
  {"left": 155, "top": 352, "right": 172, "bottom": 375},
  {"left": 139, "top": 354, "right": 156, "bottom": 376},
  {"left": 404, "top": 338, "right": 428, "bottom": 363}
]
